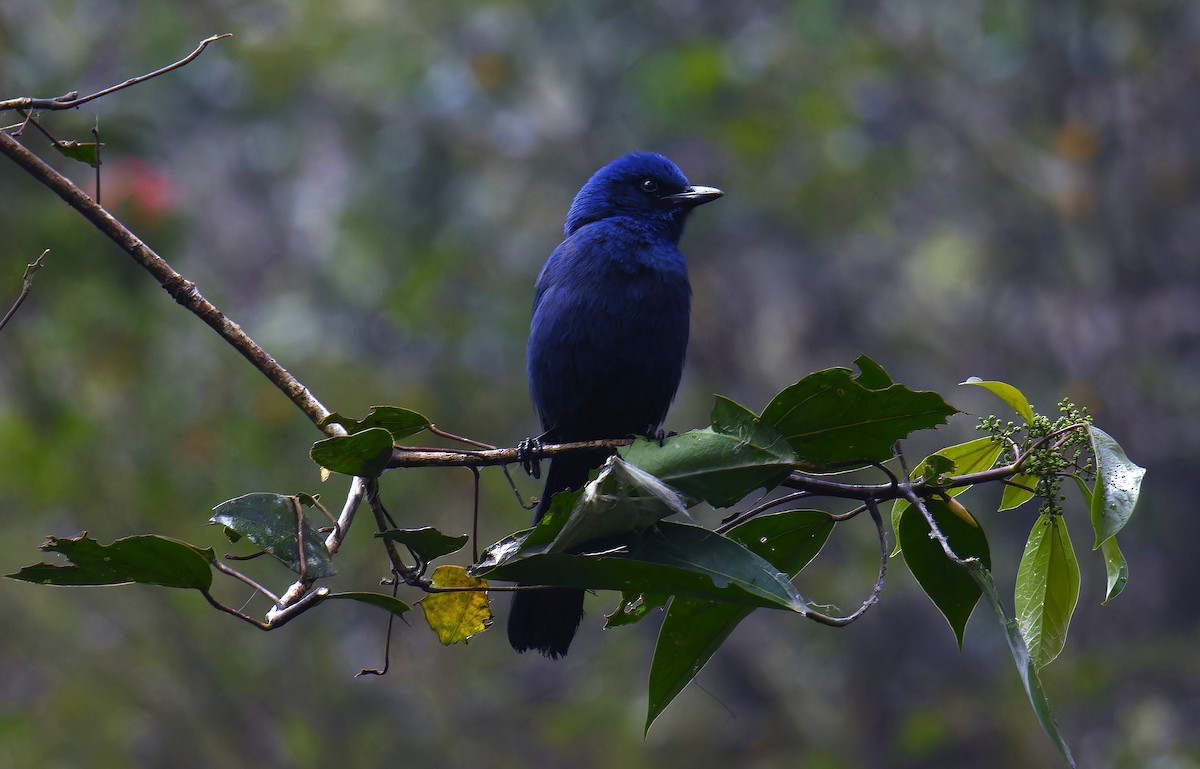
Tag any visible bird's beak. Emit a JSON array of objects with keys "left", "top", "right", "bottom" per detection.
[{"left": 663, "top": 185, "right": 724, "bottom": 207}]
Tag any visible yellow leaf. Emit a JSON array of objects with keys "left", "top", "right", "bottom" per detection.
[{"left": 419, "top": 565, "right": 492, "bottom": 645}]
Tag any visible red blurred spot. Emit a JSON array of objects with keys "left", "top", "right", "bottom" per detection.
[{"left": 103, "top": 157, "right": 182, "bottom": 222}]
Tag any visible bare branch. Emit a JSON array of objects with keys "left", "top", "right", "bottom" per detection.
[
  {"left": 0, "top": 249, "right": 48, "bottom": 334},
  {"left": 0, "top": 34, "right": 233, "bottom": 114},
  {"left": 387, "top": 437, "right": 631, "bottom": 470},
  {"left": 803, "top": 497, "right": 889, "bottom": 627},
  {"left": 211, "top": 559, "right": 284, "bottom": 607}
]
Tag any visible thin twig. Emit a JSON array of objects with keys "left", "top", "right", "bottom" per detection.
[
  {"left": 357, "top": 572, "right": 403, "bottom": 677},
  {"left": 291, "top": 495, "right": 308, "bottom": 582},
  {"left": 364, "top": 478, "right": 424, "bottom": 586},
  {"left": 427, "top": 423, "right": 496, "bottom": 450},
  {"left": 211, "top": 559, "right": 284, "bottom": 607},
  {"left": 199, "top": 589, "right": 270, "bottom": 630},
  {"left": 91, "top": 122, "right": 102, "bottom": 202},
  {"left": 0, "top": 34, "right": 233, "bottom": 114},
  {"left": 386, "top": 437, "right": 631, "bottom": 471},
  {"left": 803, "top": 497, "right": 889, "bottom": 627},
  {"left": 469, "top": 467, "right": 481, "bottom": 563},
  {"left": 0, "top": 249, "right": 48, "bottom": 334},
  {"left": 716, "top": 491, "right": 812, "bottom": 532},
  {"left": 898, "top": 482, "right": 974, "bottom": 567}
]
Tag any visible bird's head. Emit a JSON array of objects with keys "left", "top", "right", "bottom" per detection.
[{"left": 564, "top": 152, "right": 723, "bottom": 237}]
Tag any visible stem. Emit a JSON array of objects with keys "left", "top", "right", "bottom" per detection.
[
  {"left": 0, "top": 249, "right": 48, "bottom": 333},
  {"left": 211, "top": 559, "right": 284, "bottom": 607},
  {"left": 0, "top": 34, "right": 233, "bottom": 113},
  {"left": 803, "top": 497, "right": 889, "bottom": 627}
]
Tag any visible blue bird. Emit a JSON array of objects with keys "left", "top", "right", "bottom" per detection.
[{"left": 508, "top": 152, "right": 722, "bottom": 658}]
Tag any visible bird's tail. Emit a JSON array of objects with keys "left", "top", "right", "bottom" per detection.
[{"left": 507, "top": 449, "right": 609, "bottom": 658}]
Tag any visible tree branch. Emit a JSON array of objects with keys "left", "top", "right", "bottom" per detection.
[
  {"left": 387, "top": 437, "right": 632, "bottom": 470},
  {"left": 0, "top": 34, "right": 233, "bottom": 114}
]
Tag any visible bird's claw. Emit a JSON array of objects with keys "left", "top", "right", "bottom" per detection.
[
  {"left": 517, "top": 436, "right": 543, "bottom": 479},
  {"left": 647, "top": 426, "right": 672, "bottom": 447}
]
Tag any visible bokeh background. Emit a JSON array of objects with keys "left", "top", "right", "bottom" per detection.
[{"left": 1, "top": 2, "right": 1196, "bottom": 767}]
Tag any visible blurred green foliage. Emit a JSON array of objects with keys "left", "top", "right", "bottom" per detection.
[{"left": 1, "top": 1, "right": 1196, "bottom": 767}]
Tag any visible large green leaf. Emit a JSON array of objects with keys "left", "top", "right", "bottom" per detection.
[
  {"left": 1087, "top": 425, "right": 1145, "bottom": 548},
  {"left": 376, "top": 527, "right": 469, "bottom": 562},
  {"left": 645, "top": 510, "right": 834, "bottom": 732},
  {"left": 961, "top": 377, "right": 1036, "bottom": 424},
  {"left": 968, "top": 562, "right": 1077, "bottom": 768},
  {"left": 7, "top": 534, "right": 214, "bottom": 590},
  {"left": 318, "top": 405, "right": 430, "bottom": 442},
  {"left": 1015, "top": 514, "right": 1080, "bottom": 670},
  {"left": 761, "top": 366, "right": 957, "bottom": 465},
  {"left": 211, "top": 493, "right": 336, "bottom": 579},
  {"left": 621, "top": 428, "right": 796, "bottom": 509},
  {"left": 309, "top": 427, "right": 394, "bottom": 477},
  {"left": 898, "top": 497, "right": 990, "bottom": 647},
  {"left": 544, "top": 456, "right": 689, "bottom": 553},
  {"left": 475, "top": 521, "right": 808, "bottom": 613}
]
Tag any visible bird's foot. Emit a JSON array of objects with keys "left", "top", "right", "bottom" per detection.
[
  {"left": 646, "top": 426, "right": 674, "bottom": 447},
  {"left": 517, "top": 436, "right": 543, "bottom": 479}
]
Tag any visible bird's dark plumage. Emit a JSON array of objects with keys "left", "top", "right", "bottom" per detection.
[{"left": 508, "top": 152, "right": 722, "bottom": 658}]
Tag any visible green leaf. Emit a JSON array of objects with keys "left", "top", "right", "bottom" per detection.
[
  {"left": 999, "top": 471, "right": 1039, "bottom": 511},
  {"left": 324, "top": 591, "right": 413, "bottom": 617},
  {"left": 761, "top": 366, "right": 957, "bottom": 465},
  {"left": 7, "top": 534, "right": 214, "bottom": 590},
  {"left": 475, "top": 521, "right": 808, "bottom": 613},
  {"left": 890, "top": 436, "right": 1003, "bottom": 553},
  {"left": 898, "top": 498, "right": 991, "bottom": 647},
  {"left": 1099, "top": 537, "right": 1129, "bottom": 605},
  {"left": 621, "top": 428, "right": 796, "bottom": 509},
  {"left": 919, "top": 454, "right": 956, "bottom": 483},
  {"left": 310, "top": 427, "right": 394, "bottom": 477},
  {"left": 525, "top": 490, "right": 583, "bottom": 552},
  {"left": 546, "top": 456, "right": 689, "bottom": 553},
  {"left": 319, "top": 405, "right": 430, "bottom": 442},
  {"left": 53, "top": 141, "right": 101, "bottom": 168},
  {"left": 1070, "top": 473, "right": 1128, "bottom": 605},
  {"left": 852, "top": 353, "right": 894, "bottom": 389},
  {"left": 931, "top": 436, "right": 1006, "bottom": 480},
  {"left": 709, "top": 394, "right": 760, "bottom": 434},
  {"left": 1087, "top": 425, "right": 1145, "bottom": 548},
  {"left": 376, "top": 527, "right": 469, "bottom": 562},
  {"left": 646, "top": 510, "right": 834, "bottom": 732},
  {"left": 211, "top": 493, "right": 336, "bottom": 579},
  {"left": 1015, "top": 514, "right": 1081, "bottom": 669},
  {"left": 960, "top": 377, "right": 1036, "bottom": 424},
  {"left": 968, "top": 562, "right": 1077, "bottom": 768}
]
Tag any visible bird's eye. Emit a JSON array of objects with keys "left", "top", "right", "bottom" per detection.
[{"left": 640, "top": 179, "right": 659, "bottom": 193}]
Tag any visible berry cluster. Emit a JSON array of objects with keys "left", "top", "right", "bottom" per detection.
[{"left": 978, "top": 399, "right": 1094, "bottom": 515}]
